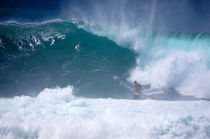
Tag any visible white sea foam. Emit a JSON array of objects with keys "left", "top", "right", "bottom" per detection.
[
  {"left": 129, "top": 50, "right": 210, "bottom": 99},
  {"left": 76, "top": 21, "right": 210, "bottom": 99},
  {"left": 40, "top": 32, "right": 66, "bottom": 46},
  {"left": 0, "top": 86, "right": 209, "bottom": 139},
  {"left": 61, "top": 0, "right": 210, "bottom": 98}
]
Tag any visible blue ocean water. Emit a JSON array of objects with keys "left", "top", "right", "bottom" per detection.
[
  {"left": 1, "top": 20, "right": 210, "bottom": 99},
  {"left": 0, "top": 1, "right": 210, "bottom": 138},
  {"left": 0, "top": 21, "right": 136, "bottom": 98}
]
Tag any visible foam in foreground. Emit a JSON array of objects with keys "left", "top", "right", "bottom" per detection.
[{"left": 0, "top": 86, "right": 210, "bottom": 139}]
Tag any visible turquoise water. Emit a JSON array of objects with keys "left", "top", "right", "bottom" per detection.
[
  {"left": 0, "top": 21, "right": 136, "bottom": 98},
  {"left": 1, "top": 21, "right": 210, "bottom": 99},
  {"left": 1, "top": 1, "right": 210, "bottom": 138}
]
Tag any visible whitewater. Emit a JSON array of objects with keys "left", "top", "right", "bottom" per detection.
[
  {"left": 0, "top": 19, "right": 210, "bottom": 139},
  {"left": 1, "top": 0, "right": 210, "bottom": 138},
  {"left": 0, "top": 86, "right": 210, "bottom": 139}
]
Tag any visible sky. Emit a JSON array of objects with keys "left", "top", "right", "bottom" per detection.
[{"left": 0, "top": 0, "right": 210, "bottom": 33}]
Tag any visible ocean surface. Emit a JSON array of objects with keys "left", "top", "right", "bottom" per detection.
[{"left": 0, "top": 1, "right": 210, "bottom": 138}]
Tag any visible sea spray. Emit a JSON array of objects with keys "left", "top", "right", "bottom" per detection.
[
  {"left": 76, "top": 22, "right": 210, "bottom": 99},
  {"left": 0, "top": 86, "right": 210, "bottom": 138}
]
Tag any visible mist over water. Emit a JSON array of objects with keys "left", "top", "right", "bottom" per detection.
[
  {"left": 0, "top": 0, "right": 209, "bottom": 99},
  {"left": 60, "top": 0, "right": 210, "bottom": 99},
  {"left": 0, "top": 0, "right": 210, "bottom": 138}
]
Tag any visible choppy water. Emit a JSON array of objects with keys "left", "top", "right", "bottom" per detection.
[{"left": 1, "top": 1, "right": 210, "bottom": 138}]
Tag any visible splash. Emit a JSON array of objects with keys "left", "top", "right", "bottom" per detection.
[{"left": 0, "top": 86, "right": 209, "bottom": 138}]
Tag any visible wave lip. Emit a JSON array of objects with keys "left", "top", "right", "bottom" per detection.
[{"left": 79, "top": 20, "right": 210, "bottom": 99}]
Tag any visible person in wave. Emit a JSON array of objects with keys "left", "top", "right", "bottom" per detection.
[{"left": 134, "top": 81, "right": 142, "bottom": 95}]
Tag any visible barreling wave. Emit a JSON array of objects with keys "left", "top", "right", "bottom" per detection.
[
  {"left": 0, "top": 20, "right": 210, "bottom": 99},
  {"left": 76, "top": 21, "right": 210, "bottom": 99},
  {"left": 0, "top": 21, "right": 136, "bottom": 98}
]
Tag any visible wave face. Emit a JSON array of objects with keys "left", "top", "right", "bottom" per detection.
[
  {"left": 1, "top": 1, "right": 210, "bottom": 100},
  {"left": 0, "top": 21, "right": 136, "bottom": 98},
  {"left": 78, "top": 22, "right": 210, "bottom": 99},
  {"left": 1, "top": 1, "right": 210, "bottom": 138},
  {"left": 1, "top": 21, "right": 210, "bottom": 99},
  {"left": 60, "top": 0, "right": 210, "bottom": 99}
]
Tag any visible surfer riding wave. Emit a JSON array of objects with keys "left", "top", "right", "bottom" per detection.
[{"left": 134, "top": 81, "right": 142, "bottom": 96}]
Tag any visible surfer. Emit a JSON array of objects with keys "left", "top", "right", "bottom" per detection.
[{"left": 134, "top": 81, "right": 142, "bottom": 95}]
